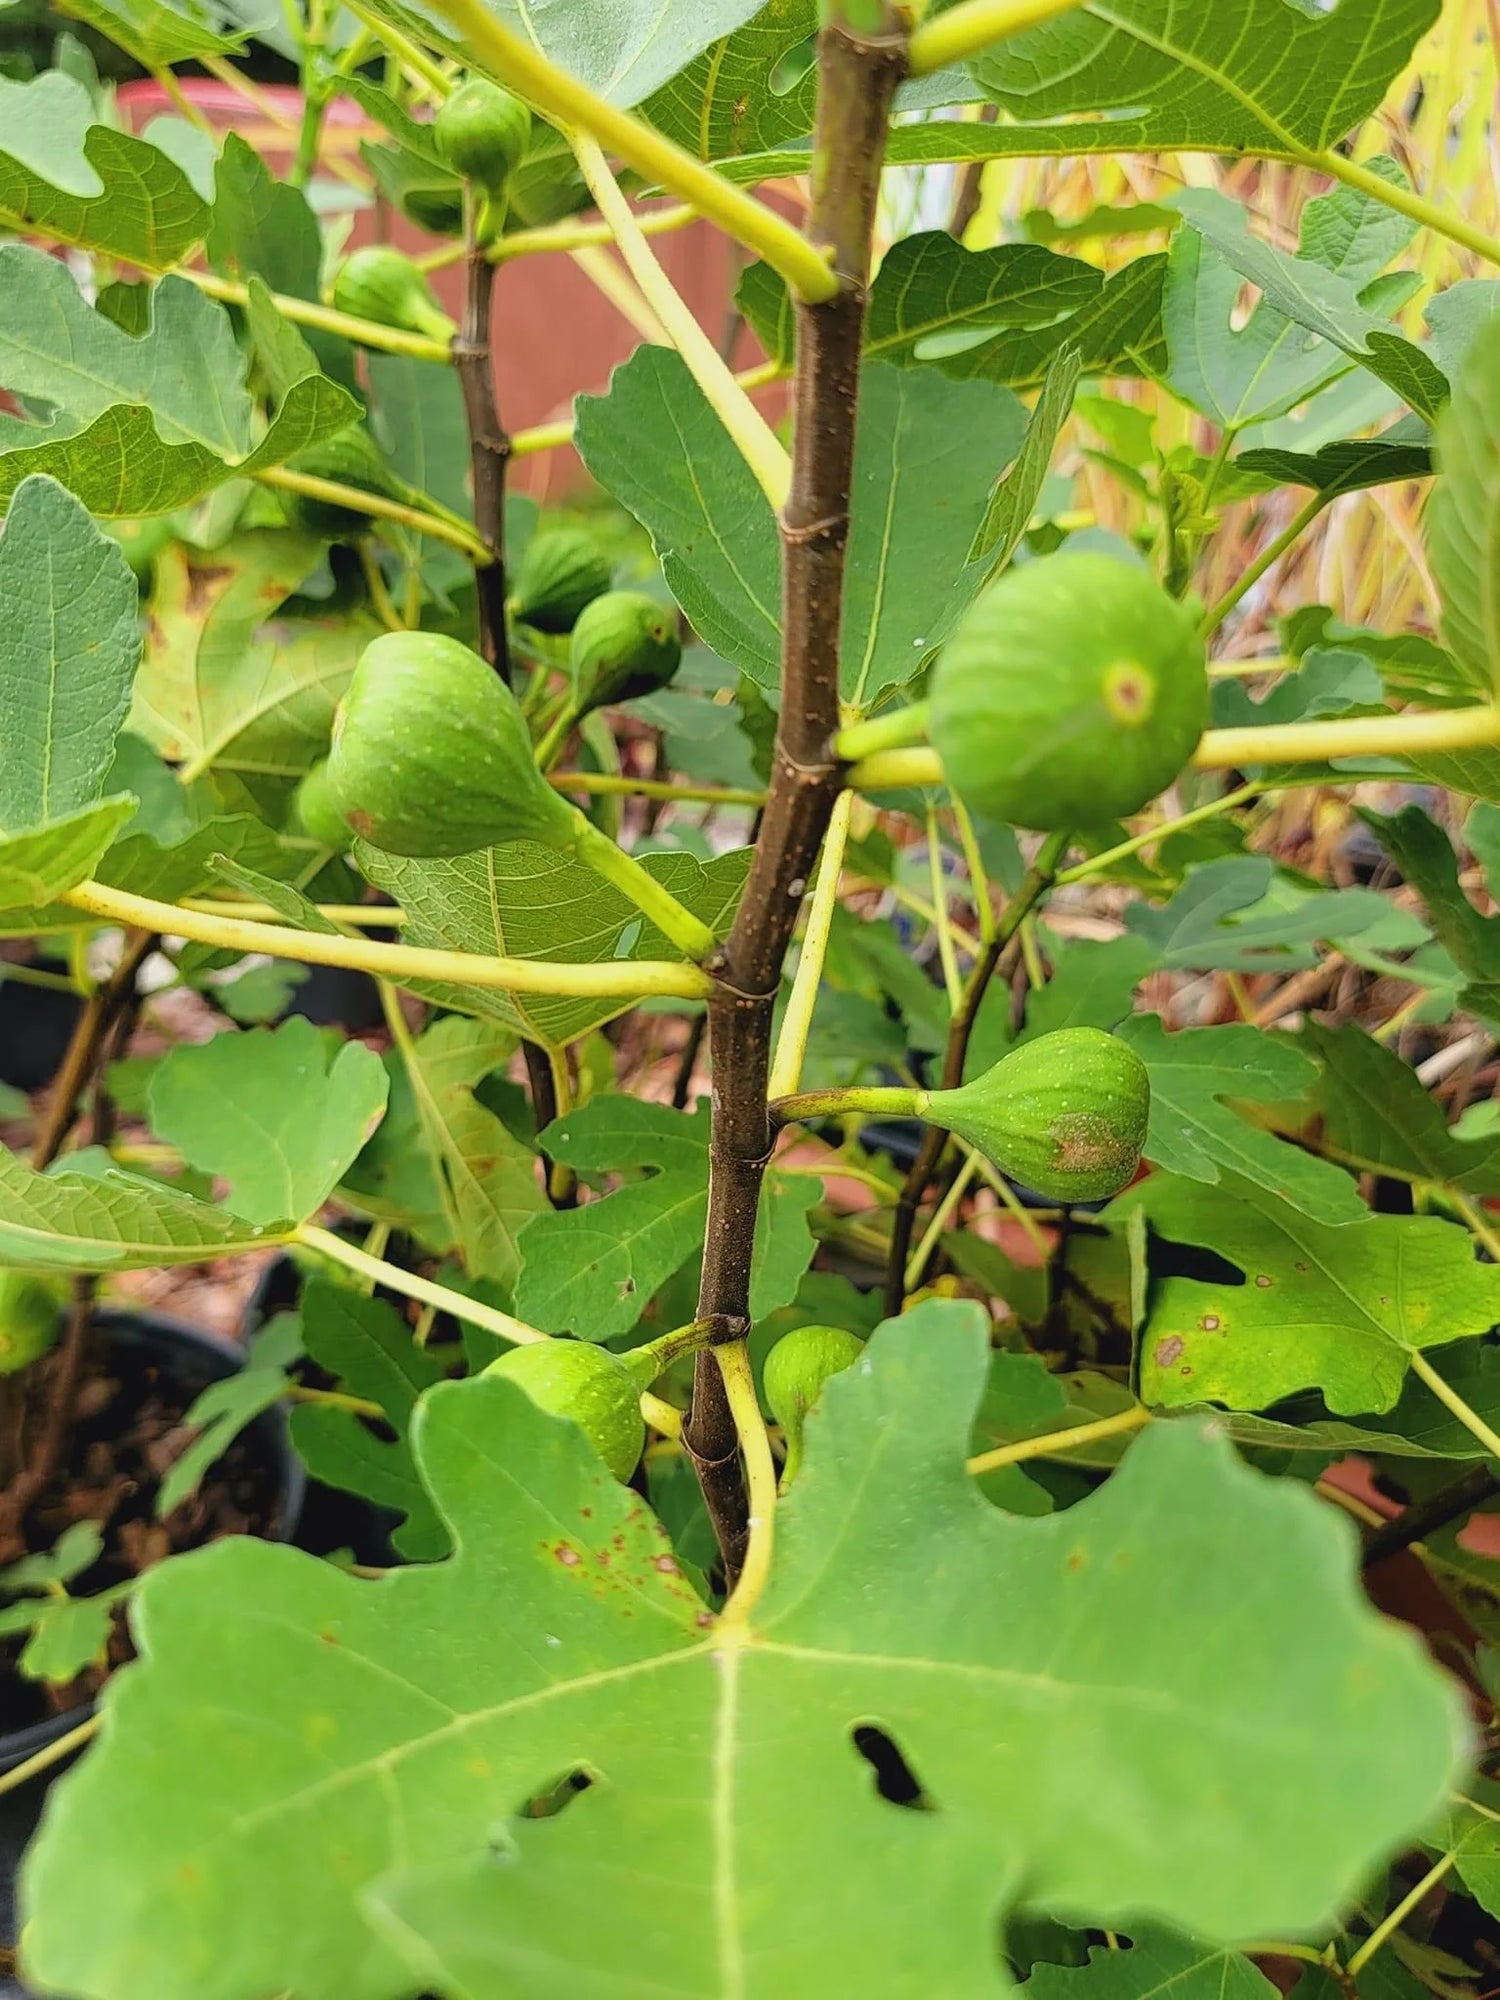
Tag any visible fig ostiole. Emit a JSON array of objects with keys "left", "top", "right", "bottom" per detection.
[
  {"left": 0, "top": 1271, "right": 62, "bottom": 1376},
  {"left": 772, "top": 1027, "right": 1149, "bottom": 1205},
  {"left": 928, "top": 551, "right": 1208, "bottom": 831},
  {"left": 434, "top": 77, "right": 531, "bottom": 198},
  {"left": 331, "top": 246, "right": 457, "bottom": 347},
  {"left": 508, "top": 527, "right": 612, "bottom": 635},
  {"left": 763, "top": 1325, "right": 864, "bottom": 1487},
  {"left": 483, "top": 1339, "right": 644, "bottom": 1482},
  {"left": 326, "top": 631, "right": 718, "bottom": 962}
]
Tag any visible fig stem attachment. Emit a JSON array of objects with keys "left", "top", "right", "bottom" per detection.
[
  {"left": 907, "top": 0, "right": 1087, "bottom": 74},
  {"left": 626, "top": 1319, "right": 716, "bottom": 1385},
  {"left": 833, "top": 701, "right": 931, "bottom": 765},
  {"left": 715, "top": 1340, "right": 778, "bottom": 1630},
  {"left": 572, "top": 134, "right": 792, "bottom": 512},
  {"left": 847, "top": 704, "right": 1500, "bottom": 792},
  {"left": 254, "top": 466, "right": 492, "bottom": 564},
  {"left": 421, "top": 0, "right": 838, "bottom": 304},
  {"left": 772, "top": 1085, "right": 921, "bottom": 1128},
  {"left": 61, "top": 880, "right": 717, "bottom": 1003},
  {"left": 564, "top": 811, "right": 719, "bottom": 963},
  {"left": 295, "top": 1225, "right": 549, "bottom": 1349}
]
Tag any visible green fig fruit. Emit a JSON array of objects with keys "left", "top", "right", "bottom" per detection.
[
  {"left": 764, "top": 1325, "right": 864, "bottom": 1486},
  {"left": 0, "top": 1272, "right": 61, "bottom": 1375},
  {"left": 326, "top": 629, "right": 578, "bottom": 859},
  {"left": 434, "top": 77, "right": 530, "bottom": 195},
  {"left": 921, "top": 1027, "right": 1148, "bottom": 1204},
  {"left": 104, "top": 515, "right": 175, "bottom": 583},
  {"left": 331, "top": 246, "right": 456, "bottom": 346},
  {"left": 569, "top": 591, "right": 683, "bottom": 712},
  {"left": 509, "top": 528, "right": 612, "bottom": 635},
  {"left": 291, "top": 759, "right": 349, "bottom": 849},
  {"left": 280, "top": 427, "right": 402, "bottom": 541},
  {"left": 484, "top": 1339, "right": 644, "bottom": 1480},
  {"left": 929, "top": 552, "right": 1207, "bottom": 831}
]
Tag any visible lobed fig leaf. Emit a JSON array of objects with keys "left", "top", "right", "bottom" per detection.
[
  {"left": 922, "top": 1026, "right": 1150, "bottom": 1204},
  {"left": 483, "top": 1339, "right": 644, "bottom": 1481},
  {"left": 930, "top": 552, "right": 1207, "bottom": 831}
]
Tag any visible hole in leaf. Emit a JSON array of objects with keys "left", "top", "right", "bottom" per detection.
[
  {"left": 519, "top": 1767, "right": 593, "bottom": 1820},
  {"left": 850, "top": 1725, "right": 933, "bottom": 1810},
  {"left": 769, "top": 34, "right": 816, "bottom": 95},
  {"left": 1146, "top": 1233, "right": 1245, "bottom": 1287}
]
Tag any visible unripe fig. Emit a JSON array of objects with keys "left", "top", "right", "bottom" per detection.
[
  {"left": 326, "top": 630, "right": 577, "bottom": 858},
  {"left": 331, "top": 247, "right": 456, "bottom": 346},
  {"left": 400, "top": 183, "right": 466, "bottom": 236},
  {"left": 484, "top": 1339, "right": 644, "bottom": 1481},
  {"left": 0, "top": 1272, "right": 60, "bottom": 1375},
  {"left": 764, "top": 1325, "right": 864, "bottom": 1486},
  {"left": 922, "top": 1027, "right": 1148, "bottom": 1204},
  {"left": 930, "top": 552, "right": 1207, "bottom": 830},
  {"left": 509, "top": 528, "right": 612, "bottom": 635},
  {"left": 280, "top": 427, "right": 401, "bottom": 541},
  {"left": 570, "top": 591, "right": 682, "bottom": 712},
  {"left": 434, "top": 77, "right": 530, "bottom": 195},
  {"left": 291, "top": 759, "right": 349, "bottom": 849}
]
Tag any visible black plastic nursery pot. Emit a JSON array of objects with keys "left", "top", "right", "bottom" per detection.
[{"left": 0, "top": 1308, "right": 306, "bottom": 1777}]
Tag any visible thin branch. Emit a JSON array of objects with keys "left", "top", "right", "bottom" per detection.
[
  {"left": 1362, "top": 1463, "right": 1500, "bottom": 1569},
  {"left": 849, "top": 703, "right": 1500, "bottom": 790},
  {"left": 572, "top": 136, "right": 791, "bottom": 511},
  {"left": 767, "top": 787, "right": 854, "bottom": 1101},
  {"left": 908, "top": 0, "right": 1087, "bottom": 74},
  {"left": 454, "top": 241, "right": 512, "bottom": 680},
  {"left": 179, "top": 267, "right": 452, "bottom": 363},
  {"left": 62, "top": 880, "right": 715, "bottom": 1002},
  {"left": 296, "top": 1225, "right": 548, "bottom": 1346},
  {"left": 682, "top": 7, "right": 908, "bottom": 1582},
  {"left": 254, "top": 465, "right": 490, "bottom": 562},
  {"left": 30, "top": 928, "right": 155, "bottom": 1171}
]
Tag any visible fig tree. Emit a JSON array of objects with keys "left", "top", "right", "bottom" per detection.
[
  {"left": 929, "top": 552, "right": 1207, "bottom": 830},
  {"left": 484, "top": 1339, "right": 644, "bottom": 1481}
]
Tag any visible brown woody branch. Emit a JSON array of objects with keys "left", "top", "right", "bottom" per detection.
[
  {"left": 884, "top": 832, "right": 1070, "bottom": 1316},
  {"left": 454, "top": 243, "right": 512, "bottom": 683},
  {"left": 682, "top": 7, "right": 908, "bottom": 1580}
]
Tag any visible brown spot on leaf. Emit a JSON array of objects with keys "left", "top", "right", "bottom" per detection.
[
  {"left": 1199, "top": 1314, "right": 1220, "bottom": 1332},
  {"left": 552, "top": 1542, "right": 582, "bottom": 1567},
  {"left": 1154, "top": 1334, "right": 1184, "bottom": 1367},
  {"left": 1254, "top": 1274, "right": 1272, "bottom": 1288},
  {"left": 653, "top": 1554, "right": 679, "bottom": 1575},
  {"left": 183, "top": 561, "right": 232, "bottom": 614}
]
